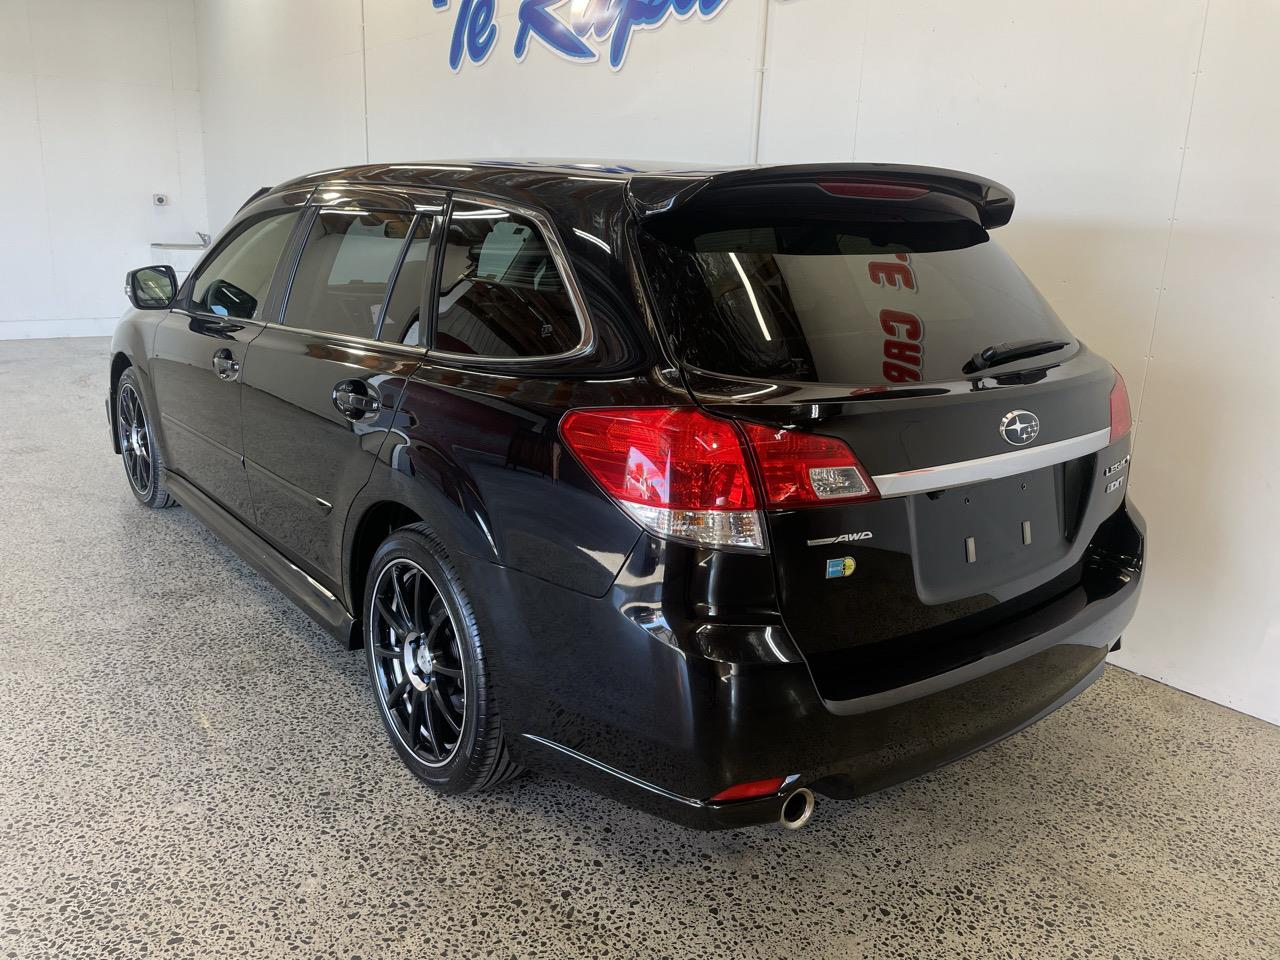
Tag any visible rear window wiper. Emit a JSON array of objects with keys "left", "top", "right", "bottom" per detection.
[{"left": 964, "top": 338, "right": 1072, "bottom": 374}]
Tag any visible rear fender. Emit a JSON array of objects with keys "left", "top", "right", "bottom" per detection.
[{"left": 341, "top": 444, "right": 501, "bottom": 621}]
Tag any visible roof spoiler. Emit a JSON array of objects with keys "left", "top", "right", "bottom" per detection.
[{"left": 628, "top": 163, "right": 1015, "bottom": 229}]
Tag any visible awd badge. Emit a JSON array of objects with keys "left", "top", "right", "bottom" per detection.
[{"left": 825, "top": 556, "right": 857, "bottom": 579}]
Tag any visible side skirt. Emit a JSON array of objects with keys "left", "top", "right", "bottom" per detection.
[{"left": 164, "top": 472, "right": 357, "bottom": 646}]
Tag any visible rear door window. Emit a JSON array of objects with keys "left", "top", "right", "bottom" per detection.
[
  {"left": 282, "top": 210, "right": 417, "bottom": 340},
  {"left": 641, "top": 213, "right": 1075, "bottom": 385},
  {"left": 434, "top": 201, "right": 581, "bottom": 358}
]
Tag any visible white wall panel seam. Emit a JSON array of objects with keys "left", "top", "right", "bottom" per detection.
[
  {"left": 30, "top": 71, "right": 57, "bottom": 327},
  {"left": 750, "top": 0, "right": 773, "bottom": 163},
  {"left": 361, "top": 0, "right": 370, "bottom": 163},
  {"left": 849, "top": 2, "right": 870, "bottom": 161},
  {"left": 1131, "top": 0, "right": 1212, "bottom": 473}
]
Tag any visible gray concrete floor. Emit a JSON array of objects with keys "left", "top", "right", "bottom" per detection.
[{"left": 1, "top": 336, "right": 1277, "bottom": 960}]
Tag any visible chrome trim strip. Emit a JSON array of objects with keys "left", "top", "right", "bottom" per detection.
[
  {"left": 522, "top": 735, "right": 804, "bottom": 808},
  {"left": 244, "top": 459, "right": 333, "bottom": 515},
  {"left": 521, "top": 734, "right": 705, "bottom": 808},
  {"left": 872, "top": 427, "right": 1112, "bottom": 498},
  {"left": 159, "top": 412, "right": 239, "bottom": 460}
]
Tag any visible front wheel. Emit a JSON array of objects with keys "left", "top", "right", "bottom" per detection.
[
  {"left": 116, "top": 368, "right": 175, "bottom": 509},
  {"left": 364, "top": 525, "right": 520, "bottom": 793}
]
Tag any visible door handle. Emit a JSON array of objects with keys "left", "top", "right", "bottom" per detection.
[
  {"left": 332, "top": 379, "right": 381, "bottom": 420},
  {"left": 212, "top": 348, "right": 240, "bottom": 382}
]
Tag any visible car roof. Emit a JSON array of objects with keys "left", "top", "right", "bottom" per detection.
[{"left": 280, "top": 159, "right": 738, "bottom": 190}]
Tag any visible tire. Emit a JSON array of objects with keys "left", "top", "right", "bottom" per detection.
[
  {"left": 115, "top": 367, "right": 176, "bottom": 509},
  {"left": 363, "top": 524, "right": 520, "bottom": 794}
]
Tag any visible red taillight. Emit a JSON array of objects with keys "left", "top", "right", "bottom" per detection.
[
  {"left": 559, "top": 408, "right": 880, "bottom": 548},
  {"left": 1109, "top": 368, "right": 1132, "bottom": 442},
  {"left": 740, "top": 423, "right": 879, "bottom": 507},
  {"left": 709, "top": 777, "right": 787, "bottom": 803},
  {"left": 559, "top": 407, "right": 765, "bottom": 551},
  {"left": 559, "top": 407, "right": 756, "bottom": 510},
  {"left": 819, "top": 181, "right": 929, "bottom": 200}
]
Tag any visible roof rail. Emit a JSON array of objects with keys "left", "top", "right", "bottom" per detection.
[{"left": 237, "top": 186, "right": 272, "bottom": 213}]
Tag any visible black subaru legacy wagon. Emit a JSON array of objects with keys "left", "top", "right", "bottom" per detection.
[{"left": 109, "top": 161, "right": 1144, "bottom": 830}]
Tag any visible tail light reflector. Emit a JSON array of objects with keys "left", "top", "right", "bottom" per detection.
[
  {"left": 740, "top": 423, "right": 879, "bottom": 507},
  {"left": 819, "top": 181, "right": 929, "bottom": 200},
  {"left": 558, "top": 407, "right": 765, "bottom": 551},
  {"left": 710, "top": 777, "right": 788, "bottom": 803},
  {"left": 1109, "top": 368, "right": 1132, "bottom": 442}
]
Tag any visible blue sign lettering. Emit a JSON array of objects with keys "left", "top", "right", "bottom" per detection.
[
  {"left": 514, "top": 0, "right": 594, "bottom": 62},
  {"left": 433, "top": 0, "right": 731, "bottom": 71},
  {"left": 436, "top": 0, "right": 498, "bottom": 69}
]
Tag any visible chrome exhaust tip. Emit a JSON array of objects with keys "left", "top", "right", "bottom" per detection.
[{"left": 779, "top": 787, "right": 815, "bottom": 830}]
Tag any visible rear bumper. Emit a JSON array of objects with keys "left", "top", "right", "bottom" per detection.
[
  {"left": 806, "top": 577, "right": 1137, "bottom": 802},
  {"left": 482, "top": 502, "right": 1144, "bottom": 830},
  {"left": 819, "top": 563, "right": 1137, "bottom": 717},
  {"left": 527, "top": 645, "right": 1116, "bottom": 831}
]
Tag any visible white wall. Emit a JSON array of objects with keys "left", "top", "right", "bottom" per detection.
[
  {"left": 186, "top": 0, "right": 1277, "bottom": 725},
  {"left": 1122, "top": 0, "right": 1280, "bottom": 722},
  {"left": 196, "top": 0, "right": 367, "bottom": 230},
  {"left": 0, "top": 0, "right": 210, "bottom": 339}
]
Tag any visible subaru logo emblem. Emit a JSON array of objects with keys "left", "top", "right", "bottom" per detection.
[{"left": 999, "top": 410, "right": 1040, "bottom": 446}]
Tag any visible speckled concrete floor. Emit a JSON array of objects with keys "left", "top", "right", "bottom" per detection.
[{"left": 1, "top": 336, "right": 1277, "bottom": 960}]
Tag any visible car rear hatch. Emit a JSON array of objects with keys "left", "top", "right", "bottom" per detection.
[{"left": 632, "top": 166, "right": 1132, "bottom": 703}]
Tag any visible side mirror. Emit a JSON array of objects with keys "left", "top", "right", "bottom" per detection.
[{"left": 125, "top": 265, "right": 177, "bottom": 310}]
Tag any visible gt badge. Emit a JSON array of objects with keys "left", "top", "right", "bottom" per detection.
[{"left": 825, "top": 557, "right": 857, "bottom": 579}]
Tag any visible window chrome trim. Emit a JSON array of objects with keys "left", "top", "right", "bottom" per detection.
[
  {"left": 872, "top": 427, "right": 1112, "bottom": 498},
  {"left": 251, "top": 320, "right": 429, "bottom": 357},
  {"left": 426, "top": 194, "right": 596, "bottom": 365},
  {"left": 167, "top": 307, "right": 271, "bottom": 336}
]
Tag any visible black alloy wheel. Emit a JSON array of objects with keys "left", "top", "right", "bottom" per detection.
[
  {"left": 369, "top": 558, "right": 467, "bottom": 766},
  {"left": 117, "top": 381, "right": 153, "bottom": 498},
  {"left": 363, "top": 525, "right": 521, "bottom": 793},
  {"left": 116, "top": 370, "right": 174, "bottom": 509}
]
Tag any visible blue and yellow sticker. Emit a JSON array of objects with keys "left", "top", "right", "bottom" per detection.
[{"left": 825, "top": 556, "right": 856, "bottom": 579}]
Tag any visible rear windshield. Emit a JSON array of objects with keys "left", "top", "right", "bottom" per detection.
[{"left": 640, "top": 212, "right": 1075, "bottom": 385}]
